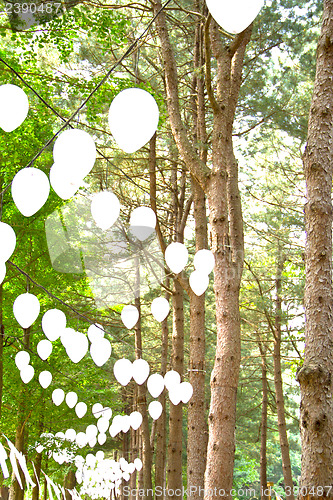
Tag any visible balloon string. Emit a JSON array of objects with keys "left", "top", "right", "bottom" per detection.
[{"left": 0, "top": 0, "right": 174, "bottom": 200}]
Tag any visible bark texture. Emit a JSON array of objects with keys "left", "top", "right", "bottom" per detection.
[
  {"left": 297, "top": 1, "right": 333, "bottom": 497},
  {"left": 258, "top": 343, "right": 268, "bottom": 500}
]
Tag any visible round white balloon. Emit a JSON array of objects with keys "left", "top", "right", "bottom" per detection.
[
  {"left": 165, "top": 242, "right": 188, "bottom": 274},
  {"left": 0, "top": 222, "right": 16, "bottom": 262},
  {"left": 65, "top": 331, "right": 88, "bottom": 364},
  {"left": 121, "top": 305, "right": 139, "bottom": 329},
  {"left": 42, "top": 309, "right": 66, "bottom": 341},
  {"left": 91, "top": 191, "right": 120, "bottom": 231},
  {"left": 15, "top": 351, "right": 30, "bottom": 370},
  {"left": 97, "top": 417, "right": 109, "bottom": 434},
  {"left": 169, "top": 386, "right": 182, "bottom": 406},
  {"left": 147, "top": 373, "right": 165, "bottom": 398},
  {"left": 75, "top": 402, "right": 87, "bottom": 419},
  {"left": 164, "top": 370, "right": 181, "bottom": 391},
  {"left": 87, "top": 323, "right": 104, "bottom": 343},
  {"left": 92, "top": 403, "right": 104, "bottom": 419},
  {"left": 193, "top": 249, "right": 215, "bottom": 274},
  {"left": 39, "top": 370, "right": 52, "bottom": 389},
  {"left": 12, "top": 168, "right": 50, "bottom": 217},
  {"left": 179, "top": 381, "right": 193, "bottom": 404},
  {"left": 52, "top": 388, "right": 65, "bottom": 406},
  {"left": 129, "top": 411, "right": 142, "bottom": 431},
  {"left": 189, "top": 270, "right": 209, "bottom": 296},
  {"left": 108, "top": 88, "right": 159, "bottom": 154},
  {"left": 113, "top": 358, "right": 133, "bottom": 386},
  {"left": 37, "top": 339, "right": 52, "bottom": 360},
  {"left": 132, "top": 359, "right": 150, "bottom": 385},
  {"left": 53, "top": 129, "right": 96, "bottom": 175},
  {"left": 65, "top": 428, "right": 76, "bottom": 442},
  {"left": 134, "top": 458, "right": 143, "bottom": 472},
  {"left": 98, "top": 433, "right": 107, "bottom": 445},
  {"left": 205, "top": 0, "right": 264, "bottom": 34},
  {"left": 66, "top": 392, "right": 78, "bottom": 409},
  {"left": 86, "top": 424, "right": 98, "bottom": 438},
  {"left": 151, "top": 297, "right": 170, "bottom": 322},
  {"left": 13, "top": 293, "right": 40, "bottom": 329},
  {"left": 148, "top": 401, "right": 163, "bottom": 420},
  {"left": 49, "top": 161, "right": 82, "bottom": 200},
  {"left": 90, "top": 338, "right": 112, "bottom": 367},
  {"left": 20, "top": 365, "right": 34, "bottom": 384},
  {"left": 0, "top": 84, "right": 29, "bottom": 132},
  {"left": 129, "top": 206, "right": 156, "bottom": 241}
]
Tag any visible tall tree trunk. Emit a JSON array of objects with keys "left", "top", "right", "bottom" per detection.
[
  {"left": 0, "top": 284, "right": 3, "bottom": 423},
  {"left": 296, "top": 1, "right": 333, "bottom": 497},
  {"left": 258, "top": 342, "right": 268, "bottom": 500},
  {"left": 273, "top": 254, "right": 294, "bottom": 500},
  {"left": 153, "top": 3, "right": 252, "bottom": 497}
]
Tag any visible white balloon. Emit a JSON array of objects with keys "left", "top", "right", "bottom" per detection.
[
  {"left": 90, "top": 338, "right": 112, "bottom": 367},
  {"left": 128, "top": 463, "right": 136, "bottom": 474},
  {"left": 52, "top": 388, "right": 65, "bottom": 406},
  {"left": 0, "top": 222, "right": 16, "bottom": 262},
  {"left": 11, "top": 168, "right": 50, "bottom": 217},
  {"left": 65, "top": 428, "right": 76, "bottom": 442},
  {"left": 97, "top": 417, "right": 109, "bottom": 434},
  {"left": 65, "top": 330, "right": 88, "bottom": 364},
  {"left": 98, "top": 433, "right": 107, "bottom": 445},
  {"left": 0, "top": 84, "right": 29, "bottom": 132},
  {"left": 88, "top": 436, "right": 97, "bottom": 448},
  {"left": 129, "top": 206, "right": 156, "bottom": 241},
  {"left": 151, "top": 297, "right": 170, "bottom": 323},
  {"left": 147, "top": 374, "right": 165, "bottom": 398},
  {"left": 96, "top": 451, "right": 104, "bottom": 461},
  {"left": 102, "top": 407, "right": 112, "bottom": 420},
  {"left": 121, "top": 415, "right": 131, "bottom": 433},
  {"left": 169, "top": 387, "right": 182, "bottom": 406},
  {"left": 55, "top": 432, "right": 65, "bottom": 440},
  {"left": 129, "top": 411, "right": 142, "bottom": 431},
  {"left": 92, "top": 403, "right": 104, "bottom": 419},
  {"left": 20, "top": 365, "right": 34, "bottom": 384},
  {"left": 113, "top": 358, "right": 133, "bottom": 386},
  {"left": 0, "top": 262, "right": 6, "bottom": 285},
  {"left": 39, "top": 370, "right": 52, "bottom": 389},
  {"left": 37, "top": 339, "right": 52, "bottom": 360},
  {"left": 109, "top": 415, "right": 122, "bottom": 437},
  {"left": 75, "top": 402, "right": 87, "bottom": 419},
  {"left": 179, "top": 382, "right": 193, "bottom": 404},
  {"left": 49, "top": 162, "right": 82, "bottom": 200},
  {"left": 132, "top": 359, "right": 150, "bottom": 385},
  {"left": 85, "top": 453, "right": 96, "bottom": 467},
  {"left": 76, "top": 432, "right": 88, "bottom": 448},
  {"left": 108, "top": 88, "right": 159, "bottom": 154},
  {"left": 189, "top": 271, "right": 209, "bottom": 296},
  {"left": 91, "top": 191, "right": 120, "bottom": 231},
  {"left": 87, "top": 323, "right": 104, "bottom": 343},
  {"left": 206, "top": 0, "right": 264, "bottom": 34},
  {"left": 193, "top": 249, "right": 215, "bottom": 274},
  {"left": 53, "top": 129, "right": 96, "bottom": 175},
  {"left": 148, "top": 401, "right": 163, "bottom": 420},
  {"left": 165, "top": 242, "right": 188, "bottom": 274},
  {"left": 134, "top": 458, "right": 142, "bottom": 472},
  {"left": 13, "top": 293, "right": 40, "bottom": 329},
  {"left": 66, "top": 392, "right": 78, "bottom": 409},
  {"left": 15, "top": 351, "right": 30, "bottom": 370},
  {"left": 86, "top": 424, "right": 98, "bottom": 438},
  {"left": 42, "top": 309, "right": 66, "bottom": 341},
  {"left": 121, "top": 305, "right": 139, "bottom": 329},
  {"left": 164, "top": 370, "right": 181, "bottom": 391}
]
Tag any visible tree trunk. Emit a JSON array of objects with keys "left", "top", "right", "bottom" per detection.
[
  {"left": 258, "top": 342, "right": 268, "bottom": 500},
  {"left": 273, "top": 254, "right": 294, "bottom": 500},
  {"left": 296, "top": 1, "right": 333, "bottom": 497},
  {"left": 0, "top": 285, "right": 3, "bottom": 423},
  {"left": 64, "top": 470, "right": 76, "bottom": 500}
]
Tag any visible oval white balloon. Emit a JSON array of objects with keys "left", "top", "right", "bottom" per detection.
[
  {"left": 129, "top": 411, "right": 142, "bottom": 431},
  {"left": 129, "top": 206, "right": 156, "bottom": 241},
  {"left": 148, "top": 401, "right": 163, "bottom": 420},
  {"left": 151, "top": 297, "right": 170, "bottom": 323},
  {"left": 87, "top": 323, "right": 104, "bottom": 343},
  {"left": 193, "top": 249, "right": 215, "bottom": 275},
  {"left": 52, "top": 388, "right": 65, "bottom": 406},
  {"left": 76, "top": 431, "right": 88, "bottom": 448},
  {"left": 206, "top": 0, "right": 264, "bottom": 34},
  {"left": 165, "top": 242, "right": 188, "bottom": 274},
  {"left": 179, "top": 381, "right": 193, "bottom": 404},
  {"left": 134, "top": 458, "right": 143, "bottom": 472},
  {"left": 39, "top": 370, "right": 52, "bottom": 389},
  {"left": 90, "top": 338, "right": 112, "bottom": 367},
  {"left": 86, "top": 424, "right": 98, "bottom": 438},
  {"left": 102, "top": 407, "right": 112, "bottom": 420},
  {"left": 108, "top": 88, "right": 159, "bottom": 154},
  {"left": 132, "top": 359, "right": 150, "bottom": 385},
  {"left": 66, "top": 391, "right": 78, "bottom": 409},
  {"left": 91, "top": 191, "right": 120, "bottom": 231},
  {"left": 121, "top": 305, "right": 139, "bottom": 329},
  {"left": 92, "top": 403, "right": 104, "bottom": 419},
  {"left": 37, "top": 339, "right": 52, "bottom": 360},
  {"left": 20, "top": 365, "right": 34, "bottom": 384},
  {"left": 75, "top": 402, "right": 87, "bottom": 419},
  {"left": 12, "top": 168, "right": 50, "bottom": 217},
  {"left": 169, "top": 386, "right": 182, "bottom": 406},
  {"left": 164, "top": 370, "right": 181, "bottom": 391},
  {"left": 98, "top": 433, "right": 107, "bottom": 445},
  {"left": 113, "top": 358, "right": 133, "bottom": 386},
  {"left": 121, "top": 415, "right": 131, "bottom": 433},
  {"left": 189, "top": 270, "right": 209, "bottom": 296},
  {"left": 15, "top": 351, "right": 30, "bottom": 370},
  {"left": 88, "top": 436, "right": 97, "bottom": 448},
  {"left": 65, "top": 428, "right": 76, "bottom": 442},
  {"left": 65, "top": 331, "right": 88, "bottom": 364},
  {"left": 53, "top": 129, "right": 96, "bottom": 174},
  {"left": 0, "top": 222, "right": 16, "bottom": 262},
  {"left": 13, "top": 293, "right": 40, "bottom": 329},
  {"left": 0, "top": 262, "right": 6, "bottom": 285},
  {"left": 0, "top": 84, "right": 29, "bottom": 132},
  {"left": 42, "top": 309, "right": 66, "bottom": 341},
  {"left": 147, "top": 374, "right": 165, "bottom": 398},
  {"left": 49, "top": 161, "right": 82, "bottom": 200},
  {"left": 97, "top": 417, "right": 109, "bottom": 434}
]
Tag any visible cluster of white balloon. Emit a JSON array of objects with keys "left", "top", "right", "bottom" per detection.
[{"left": 75, "top": 453, "right": 143, "bottom": 499}]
